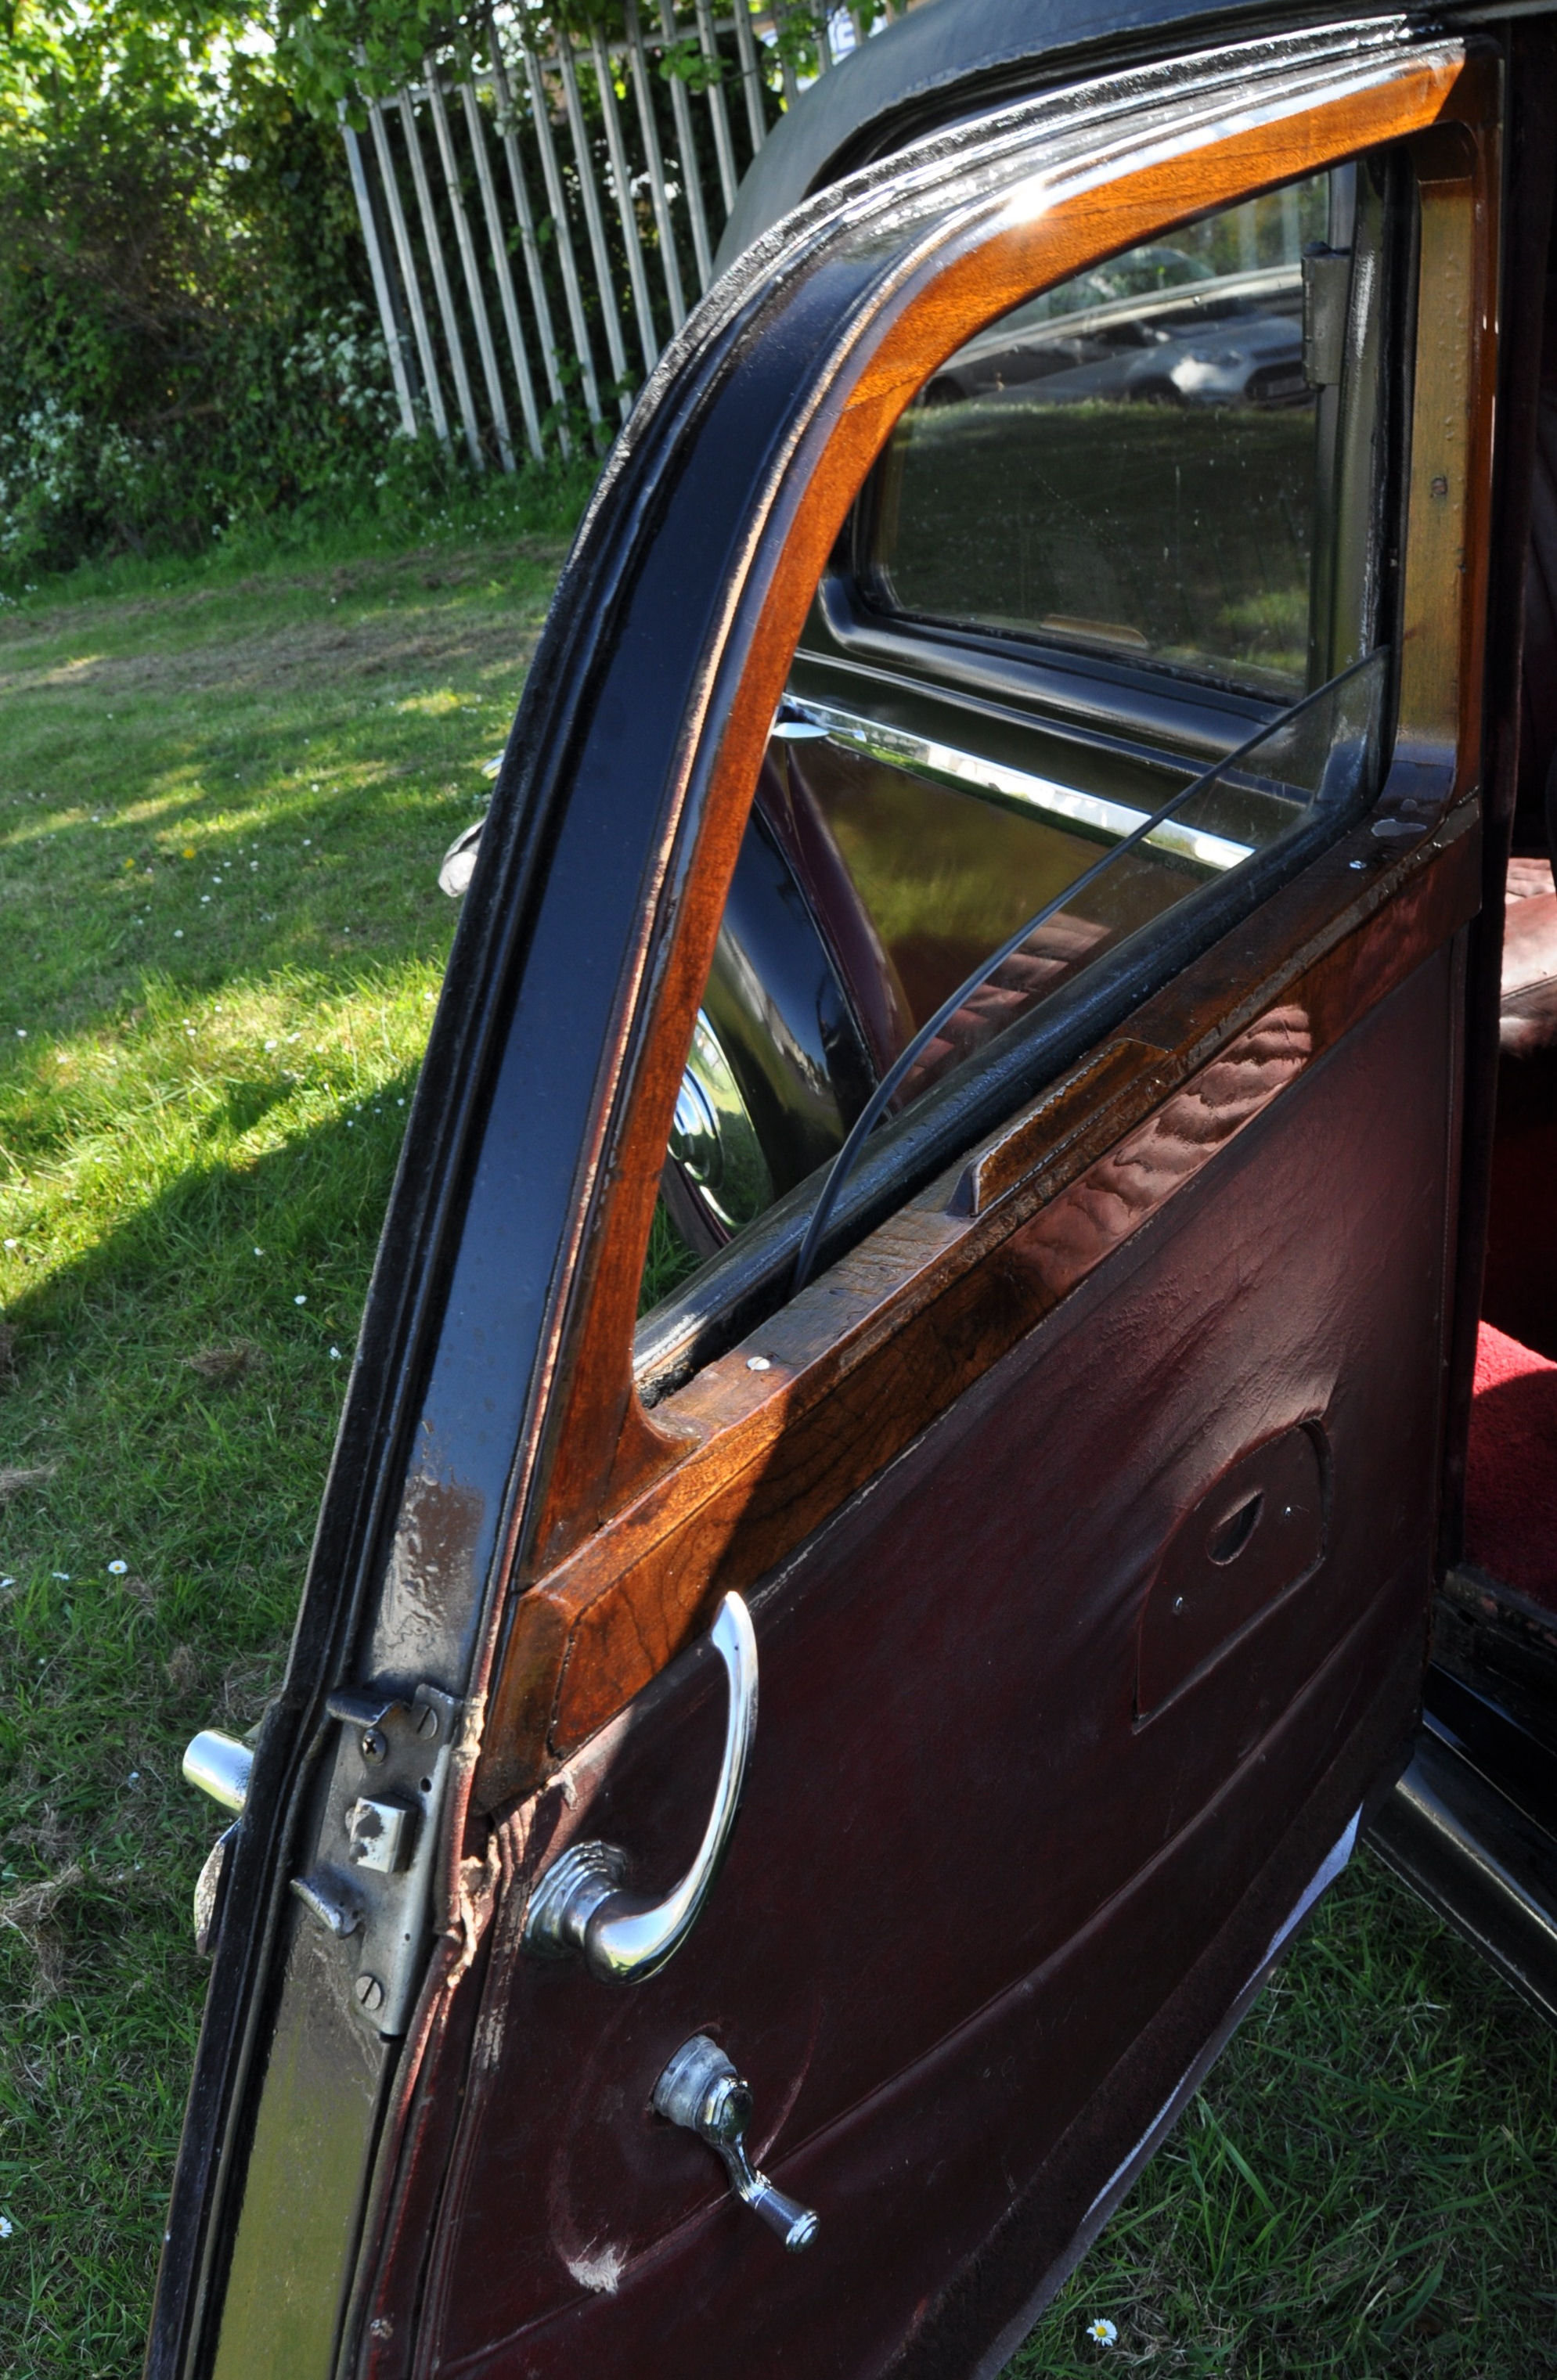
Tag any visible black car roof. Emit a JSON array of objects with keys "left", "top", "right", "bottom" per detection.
[{"left": 714, "top": 0, "right": 1438, "bottom": 273}]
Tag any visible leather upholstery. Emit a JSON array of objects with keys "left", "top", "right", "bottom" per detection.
[{"left": 1501, "top": 885, "right": 1557, "bottom": 1057}]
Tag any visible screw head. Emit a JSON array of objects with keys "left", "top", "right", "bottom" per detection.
[
  {"left": 414, "top": 1704, "right": 440, "bottom": 1741},
  {"left": 355, "top": 1972, "right": 385, "bottom": 2013},
  {"left": 359, "top": 1726, "right": 388, "bottom": 1765}
]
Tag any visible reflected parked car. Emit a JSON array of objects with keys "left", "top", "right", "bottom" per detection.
[{"left": 921, "top": 260, "right": 1310, "bottom": 409}]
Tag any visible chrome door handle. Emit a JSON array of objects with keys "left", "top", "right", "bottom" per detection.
[{"left": 521, "top": 1593, "right": 757, "bottom": 1983}]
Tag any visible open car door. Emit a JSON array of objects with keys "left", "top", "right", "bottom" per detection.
[{"left": 151, "top": 22, "right": 1503, "bottom": 2379}]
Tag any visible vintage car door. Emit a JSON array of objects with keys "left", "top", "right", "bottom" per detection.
[{"left": 152, "top": 22, "right": 1505, "bottom": 2380}]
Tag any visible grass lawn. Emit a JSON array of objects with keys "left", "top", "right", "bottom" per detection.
[{"left": 1, "top": 533, "right": 1554, "bottom": 2375}]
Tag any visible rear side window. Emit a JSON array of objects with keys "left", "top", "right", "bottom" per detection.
[{"left": 863, "top": 175, "right": 1338, "bottom": 696}]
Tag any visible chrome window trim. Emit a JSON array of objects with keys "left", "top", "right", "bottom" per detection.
[{"left": 787, "top": 694, "right": 1254, "bottom": 872}]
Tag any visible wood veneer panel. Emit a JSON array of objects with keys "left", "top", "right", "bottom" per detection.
[
  {"left": 478, "top": 803, "right": 1479, "bottom": 1806},
  {"left": 525, "top": 45, "right": 1490, "bottom": 1581}
]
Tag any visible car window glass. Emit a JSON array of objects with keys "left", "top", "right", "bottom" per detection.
[
  {"left": 640, "top": 161, "right": 1390, "bottom": 1327},
  {"left": 864, "top": 178, "right": 1332, "bottom": 696}
]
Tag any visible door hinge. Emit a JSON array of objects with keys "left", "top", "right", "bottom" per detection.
[{"left": 290, "top": 1680, "right": 463, "bottom": 2037}]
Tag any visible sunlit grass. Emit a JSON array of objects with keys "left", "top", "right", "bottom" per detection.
[
  {"left": 0, "top": 530, "right": 561, "bottom": 2371},
  {"left": 1, "top": 524, "right": 1553, "bottom": 2380}
]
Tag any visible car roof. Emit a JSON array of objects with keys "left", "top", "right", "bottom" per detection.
[{"left": 714, "top": 0, "right": 1432, "bottom": 274}]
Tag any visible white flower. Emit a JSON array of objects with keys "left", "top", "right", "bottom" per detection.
[
  {"left": 1086, "top": 2319, "right": 1118, "bottom": 2347},
  {"left": 52, "top": 1572, "right": 69, "bottom": 1582},
  {"left": 174, "top": 929, "right": 183, "bottom": 938},
  {"left": 0, "top": 2216, "right": 12, "bottom": 2238},
  {"left": 253, "top": 1247, "right": 263, "bottom": 1256},
  {"left": 330, "top": 1346, "right": 341, "bottom": 1360},
  {"left": 294, "top": 1294, "right": 307, "bottom": 1305},
  {"left": 3, "top": 1239, "right": 15, "bottom": 1250},
  {"left": 107, "top": 1560, "right": 128, "bottom": 1575},
  {"left": 14, "top": 1028, "right": 23, "bottom": 1038},
  {"left": 264, "top": 1039, "right": 278, "bottom": 1051}
]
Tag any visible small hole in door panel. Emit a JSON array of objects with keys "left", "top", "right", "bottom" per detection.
[{"left": 1135, "top": 1421, "right": 1328, "bottom": 1723}]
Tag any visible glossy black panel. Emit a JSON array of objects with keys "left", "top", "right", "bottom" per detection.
[{"left": 701, "top": 799, "right": 874, "bottom": 1197}]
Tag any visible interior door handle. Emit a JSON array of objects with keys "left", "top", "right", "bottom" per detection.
[{"left": 521, "top": 1593, "right": 757, "bottom": 1983}]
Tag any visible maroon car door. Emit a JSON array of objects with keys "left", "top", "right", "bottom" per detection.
[{"left": 151, "top": 25, "right": 1501, "bottom": 2380}]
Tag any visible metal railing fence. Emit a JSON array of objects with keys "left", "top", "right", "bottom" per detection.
[{"left": 341, "top": 2, "right": 908, "bottom": 467}]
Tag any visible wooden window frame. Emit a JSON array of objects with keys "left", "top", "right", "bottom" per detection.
[{"left": 474, "top": 37, "right": 1498, "bottom": 1812}]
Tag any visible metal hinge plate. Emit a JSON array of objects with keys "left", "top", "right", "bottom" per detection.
[{"left": 290, "top": 1680, "right": 463, "bottom": 2036}]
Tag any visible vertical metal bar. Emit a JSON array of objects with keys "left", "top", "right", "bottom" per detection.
[
  {"left": 485, "top": 16, "right": 568, "bottom": 427},
  {"left": 658, "top": 0, "right": 714, "bottom": 292},
  {"left": 731, "top": 0, "right": 766, "bottom": 153},
  {"left": 398, "top": 86, "right": 485, "bottom": 466},
  {"left": 460, "top": 78, "right": 545, "bottom": 461},
  {"left": 369, "top": 100, "right": 449, "bottom": 444},
  {"left": 815, "top": 3, "right": 834, "bottom": 72},
  {"left": 694, "top": 0, "right": 738, "bottom": 214},
  {"left": 340, "top": 113, "right": 418, "bottom": 436},
  {"left": 556, "top": 38, "right": 632, "bottom": 418},
  {"left": 521, "top": 38, "right": 603, "bottom": 423},
  {"left": 626, "top": 0, "right": 687, "bottom": 329},
  {"left": 589, "top": 27, "right": 658, "bottom": 374},
  {"left": 426, "top": 60, "right": 515, "bottom": 470}
]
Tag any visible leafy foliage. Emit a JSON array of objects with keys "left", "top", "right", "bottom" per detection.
[
  {"left": 0, "top": 2, "right": 463, "bottom": 580},
  {"left": 0, "top": 0, "right": 850, "bottom": 582}
]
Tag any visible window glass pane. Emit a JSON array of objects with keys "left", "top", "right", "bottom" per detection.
[
  {"left": 637, "top": 157, "right": 1389, "bottom": 1344},
  {"left": 651, "top": 649, "right": 1383, "bottom": 1287},
  {"left": 867, "top": 178, "right": 1332, "bottom": 696}
]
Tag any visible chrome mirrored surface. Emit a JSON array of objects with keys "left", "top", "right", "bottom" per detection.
[{"left": 668, "top": 1010, "right": 776, "bottom": 1237}]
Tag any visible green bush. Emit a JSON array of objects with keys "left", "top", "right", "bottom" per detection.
[{"left": 0, "top": 13, "right": 447, "bottom": 582}]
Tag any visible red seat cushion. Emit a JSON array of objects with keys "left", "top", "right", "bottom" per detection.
[{"left": 1465, "top": 1320, "right": 1557, "bottom": 1609}]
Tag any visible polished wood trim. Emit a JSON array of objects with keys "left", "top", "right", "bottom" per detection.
[
  {"left": 479, "top": 44, "right": 1498, "bottom": 1806},
  {"left": 1398, "top": 86, "right": 1502, "bottom": 774},
  {"left": 478, "top": 801, "right": 1480, "bottom": 1806}
]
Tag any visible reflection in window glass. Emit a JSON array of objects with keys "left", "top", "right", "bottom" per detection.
[
  {"left": 869, "top": 178, "right": 1332, "bottom": 694},
  {"left": 639, "top": 163, "right": 1389, "bottom": 1324}
]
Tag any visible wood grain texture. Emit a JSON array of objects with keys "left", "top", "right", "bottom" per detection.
[
  {"left": 478, "top": 802, "right": 1479, "bottom": 1807},
  {"left": 1398, "top": 84, "right": 1502, "bottom": 771},
  {"left": 521, "top": 47, "right": 1489, "bottom": 1590}
]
